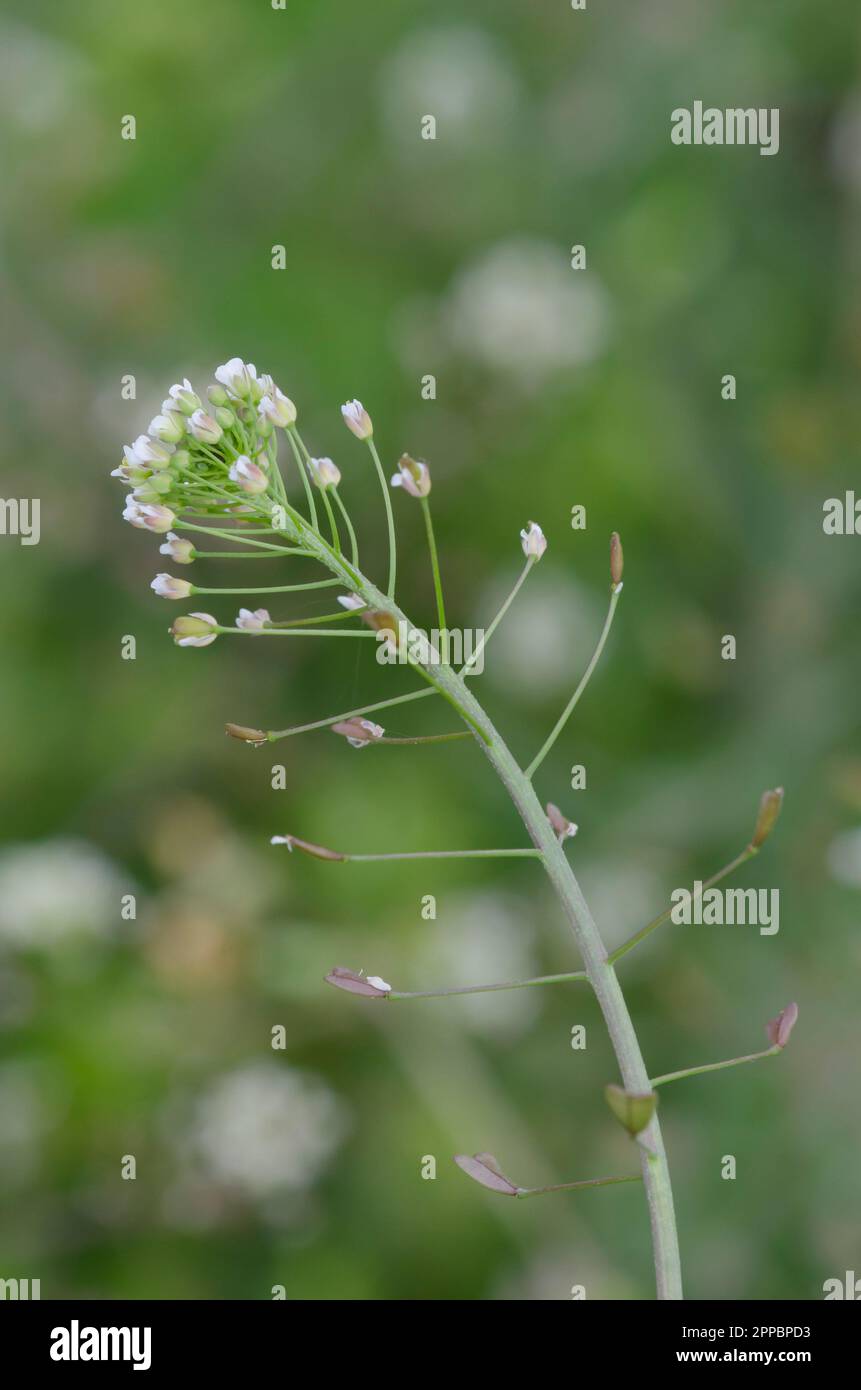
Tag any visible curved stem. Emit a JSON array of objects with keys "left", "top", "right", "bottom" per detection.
[
  {"left": 420, "top": 496, "right": 447, "bottom": 633},
  {"left": 366, "top": 438, "right": 397, "bottom": 598},
  {"left": 461, "top": 558, "right": 534, "bottom": 676},
  {"left": 525, "top": 586, "right": 621, "bottom": 781},
  {"left": 651, "top": 1045, "right": 779, "bottom": 1090},
  {"left": 609, "top": 847, "right": 757, "bottom": 966}
]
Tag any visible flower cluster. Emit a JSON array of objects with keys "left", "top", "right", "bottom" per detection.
[{"left": 113, "top": 359, "right": 296, "bottom": 538}]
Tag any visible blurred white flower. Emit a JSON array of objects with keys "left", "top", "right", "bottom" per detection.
[
  {"left": 380, "top": 27, "right": 520, "bottom": 154},
  {"left": 416, "top": 892, "right": 539, "bottom": 1037},
  {"left": 827, "top": 827, "right": 861, "bottom": 888},
  {"left": 441, "top": 238, "right": 610, "bottom": 379},
  {"left": 184, "top": 1062, "right": 348, "bottom": 1199},
  {"left": 0, "top": 839, "right": 125, "bottom": 946}
]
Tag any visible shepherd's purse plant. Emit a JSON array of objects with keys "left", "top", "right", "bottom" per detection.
[{"left": 115, "top": 357, "right": 796, "bottom": 1299}]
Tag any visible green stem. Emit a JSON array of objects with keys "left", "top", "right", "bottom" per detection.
[
  {"left": 269, "top": 609, "right": 365, "bottom": 628},
  {"left": 367, "top": 438, "right": 397, "bottom": 599},
  {"left": 525, "top": 585, "right": 622, "bottom": 781},
  {"left": 217, "top": 627, "right": 377, "bottom": 639},
  {"left": 333, "top": 487, "right": 359, "bottom": 567},
  {"left": 516, "top": 1174, "right": 642, "bottom": 1200},
  {"left": 388, "top": 969, "right": 588, "bottom": 1001},
  {"left": 345, "top": 847, "right": 542, "bottom": 863},
  {"left": 176, "top": 521, "right": 305, "bottom": 556},
  {"left": 461, "top": 558, "right": 534, "bottom": 676},
  {"left": 267, "top": 687, "right": 437, "bottom": 742},
  {"left": 285, "top": 427, "right": 318, "bottom": 530},
  {"left": 651, "top": 1046, "right": 780, "bottom": 1089},
  {"left": 375, "top": 731, "right": 471, "bottom": 746},
  {"left": 195, "top": 579, "right": 342, "bottom": 595},
  {"left": 420, "top": 496, "right": 447, "bottom": 633},
  {"left": 608, "top": 847, "right": 757, "bottom": 966}
]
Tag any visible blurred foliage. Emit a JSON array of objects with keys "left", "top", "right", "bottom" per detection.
[{"left": 0, "top": 0, "right": 859, "bottom": 1300}]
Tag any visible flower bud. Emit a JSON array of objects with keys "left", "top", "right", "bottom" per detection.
[
  {"left": 151, "top": 573, "right": 193, "bottom": 600},
  {"left": 111, "top": 463, "right": 150, "bottom": 485},
  {"left": 325, "top": 967, "right": 392, "bottom": 998},
  {"left": 207, "top": 384, "right": 229, "bottom": 407},
  {"left": 270, "top": 834, "right": 345, "bottom": 861},
  {"left": 149, "top": 412, "right": 186, "bottom": 444},
  {"left": 225, "top": 723, "right": 269, "bottom": 747},
  {"left": 610, "top": 531, "right": 624, "bottom": 590},
  {"left": 136, "top": 471, "right": 172, "bottom": 496},
  {"left": 766, "top": 1001, "right": 798, "bottom": 1049},
  {"left": 605, "top": 1084, "right": 658, "bottom": 1137},
  {"left": 259, "top": 388, "right": 297, "bottom": 429},
  {"left": 337, "top": 593, "right": 365, "bottom": 611},
  {"left": 214, "top": 357, "right": 259, "bottom": 400},
  {"left": 123, "top": 500, "right": 176, "bottom": 533},
  {"left": 520, "top": 521, "right": 547, "bottom": 560},
  {"left": 189, "top": 410, "right": 223, "bottom": 445},
  {"left": 131, "top": 486, "right": 165, "bottom": 505},
  {"left": 332, "top": 718, "right": 385, "bottom": 748},
  {"left": 391, "top": 453, "right": 431, "bottom": 498},
  {"left": 341, "top": 398, "right": 373, "bottom": 440},
  {"left": 235, "top": 607, "right": 270, "bottom": 632},
  {"left": 170, "top": 612, "right": 218, "bottom": 647},
  {"left": 165, "top": 378, "right": 201, "bottom": 415},
  {"left": 214, "top": 406, "right": 236, "bottom": 430},
  {"left": 159, "top": 532, "right": 195, "bottom": 564},
  {"left": 546, "top": 802, "right": 578, "bottom": 843},
  {"left": 229, "top": 455, "right": 268, "bottom": 494},
  {"left": 125, "top": 435, "right": 174, "bottom": 469},
  {"left": 453, "top": 1153, "right": 520, "bottom": 1197},
  {"left": 307, "top": 456, "right": 341, "bottom": 489},
  {"left": 171, "top": 450, "right": 191, "bottom": 471},
  {"left": 750, "top": 787, "right": 784, "bottom": 850}
]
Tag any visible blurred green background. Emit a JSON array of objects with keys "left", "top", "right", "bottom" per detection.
[{"left": 1, "top": 0, "right": 859, "bottom": 1300}]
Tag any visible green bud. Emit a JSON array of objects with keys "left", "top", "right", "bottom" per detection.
[
  {"left": 215, "top": 407, "right": 235, "bottom": 430},
  {"left": 750, "top": 787, "right": 784, "bottom": 850},
  {"left": 207, "top": 384, "right": 229, "bottom": 407}
]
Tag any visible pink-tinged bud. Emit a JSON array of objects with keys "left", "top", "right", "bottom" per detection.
[
  {"left": 341, "top": 398, "right": 373, "bottom": 440},
  {"left": 189, "top": 409, "right": 223, "bottom": 445},
  {"left": 605, "top": 1084, "right": 658, "bottom": 1137},
  {"left": 361, "top": 609, "right": 399, "bottom": 650},
  {"left": 236, "top": 607, "right": 271, "bottom": 632},
  {"left": 325, "top": 967, "right": 392, "bottom": 998},
  {"left": 610, "top": 531, "right": 624, "bottom": 590},
  {"left": 149, "top": 412, "right": 185, "bottom": 444},
  {"left": 123, "top": 500, "right": 176, "bottom": 533},
  {"left": 225, "top": 722, "right": 269, "bottom": 747},
  {"left": 259, "top": 388, "right": 297, "bottom": 428},
  {"left": 766, "top": 1001, "right": 798, "bottom": 1049},
  {"left": 229, "top": 455, "right": 268, "bottom": 494},
  {"left": 270, "top": 834, "right": 345, "bottom": 861},
  {"left": 453, "top": 1152, "right": 520, "bottom": 1197},
  {"left": 165, "top": 378, "right": 201, "bottom": 414},
  {"left": 332, "top": 718, "right": 385, "bottom": 748},
  {"left": 125, "top": 434, "right": 174, "bottom": 469},
  {"left": 214, "top": 358, "right": 259, "bottom": 400},
  {"left": 546, "top": 802, "right": 578, "bottom": 843},
  {"left": 151, "top": 573, "right": 193, "bottom": 600},
  {"left": 391, "top": 453, "right": 431, "bottom": 498},
  {"left": 159, "top": 532, "right": 194, "bottom": 564},
  {"left": 750, "top": 787, "right": 784, "bottom": 850},
  {"left": 337, "top": 593, "right": 365, "bottom": 611},
  {"left": 170, "top": 612, "right": 218, "bottom": 648},
  {"left": 112, "top": 463, "right": 150, "bottom": 484},
  {"left": 307, "top": 456, "right": 341, "bottom": 489},
  {"left": 520, "top": 521, "right": 547, "bottom": 560}
]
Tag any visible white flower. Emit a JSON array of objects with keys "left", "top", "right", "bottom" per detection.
[
  {"left": 228, "top": 455, "right": 268, "bottom": 495},
  {"left": 171, "top": 612, "right": 218, "bottom": 648},
  {"left": 123, "top": 500, "right": 176, "bottom": 533},
  {"left": 151, "top": 573, "right": 193, "bottom": 600},
  {"left": 214, "top": 358, "right": 259, "bottom": 401},
  {"left": 181, "top": 1062, "right": 347, "bottom": 1198},
  {"left": 307, "top": 456, "right": 341, "bottom": 489},
  {"left": 164, "top": 378, "right": 201, "bottom": 414},
  {"left": 391, "top": 453, "right": 431, "bottom": 498},
  {"left": 258, "top": 388, "right": 297, "bottom": 429},
  {"left": 189, "top": 410, "right": 223, "bottom": 445},
  {"left": 0, "top": 839, "right": 126, "bottom": 947},
  {"left": 148, "top": 412, "right": 185, "bottom": 444},
  {"left": 520, "top": 521, "right": 547, "bottom": 560},
  {"left": 366, "top": 975, "right": 392, "bottom": 993},
  {"left": 236, "top": 607, "right": 270, "bottom": 632},
  {"left": 159, "top": 532, "right": 195, "bottom": 564},
  {"left": 332, "top": 717, "right": 385, "bottom": 748},
  {"left": 337, "top": 593, "right": 364, "bottom": 611},
  {"left": 124, "top": 434, "right": 174, "bottom": 469},
  {"left": 341, "top": 399, "right": 373, "bottom": 440}
]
